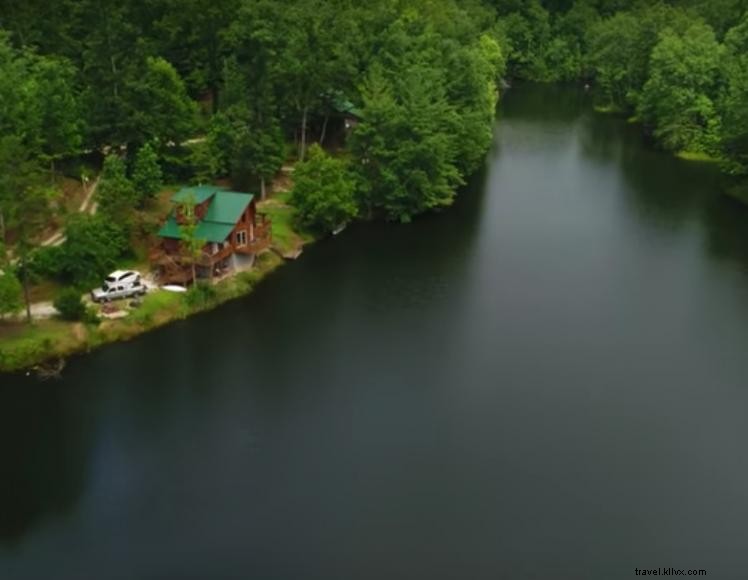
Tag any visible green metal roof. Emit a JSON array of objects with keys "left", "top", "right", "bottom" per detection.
[
  {"left": 159, "top": 188, "right": 255, "bottom": 244},
  {"left": 204, "top": 191, "right": 254, "bottom": 224},
  {"left": 333, "top": 96, "right": 363, "bottom": 119},
  {"left": 171, "top": 185, "right": 227, "bottom": 205},
  {"left": 195, "top": 221, "right": 235, "bottom": 243},
  {"left": 158, "top": 215, "right": 182, "bottom": 239},
  {"left": 158, "top": 214, "right": 236, "bottom": 243}
]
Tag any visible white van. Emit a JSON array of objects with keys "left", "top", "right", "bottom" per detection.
[{"left": 91, "top": 271, "right": 147, "bottom": 303}]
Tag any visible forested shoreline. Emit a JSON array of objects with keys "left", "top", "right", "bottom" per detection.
[{"left": 1, "top": 0, "right": 748, "bottom": 328}]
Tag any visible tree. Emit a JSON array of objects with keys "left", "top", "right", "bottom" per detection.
[
  {"left": 132, "top": 142, "right": 163, "bottom": 205},
  {"left": 126, "top": 56, "right": 198, "bottom": 149},
  {"left": 638, "top": 23, "right": 723, "bottom": 154},
  {"left": 53, "top": 288, "right": 87, "bottom": 321},
  {"left": 53, "top": 215, "right": 129, "bottom": 288},
  {"left": 227, "top": 109, "right": 285, "bottom": 197},
  {"left": 277, "top": 0, "right": 357, "bottom": 160},
  {"left": 290, "top": 144, "right": 357, "bottom": 233},
  {"left": 31, "top": 56, "right": 84, "bottom": 174},
  {"left": 445, "top": 34, "right": 505, "bottom": 174},
  {"left": 720, "top": 15, "right": 748, "bottom": 198},
  {"left": 588, "top": 4, "right": 694, "bottom": 111},
  {"left": 97, "top": 154, "right": 137, "bottom": 221},
  {"left": 151, "top": 0, "right": 240, "bottom": 102},
  {"left": 495, "top": 0, "right": 552, "bottom": 79},
  {"left": 2, "top": 164, "right": 54, "bottom": 322},
  {"left": 351, "top": 62, "right": 462, "bottom": 222},
  {"left": 74, "top": 0, "right": 143, "bottom": 148},
  {"left": 177, "top": 195, "right": 205, "bottom": 285},
  {"left": 0, "top": 271, "right": 23, "bottom": 319}
]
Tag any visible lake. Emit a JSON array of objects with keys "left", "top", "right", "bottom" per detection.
[{"left": 2, "top": 84, "right": 748, "bottom": 579}]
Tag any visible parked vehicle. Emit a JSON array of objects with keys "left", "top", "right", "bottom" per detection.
[{"left": 91, "top": 271, "right": 147, "bottom": 303}]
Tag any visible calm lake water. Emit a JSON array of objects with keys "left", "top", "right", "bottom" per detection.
[{"left": 3, "top": 84, "right": 748, "bottom": 579}]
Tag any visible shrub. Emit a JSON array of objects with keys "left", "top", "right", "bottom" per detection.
[
  {"left": 132, "top": 142, "right": 163, "bottom": 205},
  {"left": 0, "top": 271, "right": 23, "bottom": 317},
  {"left": 185, "top": 283, "right": 217, "bottom": 309},
  {"left": 59, "top": 215, "right": 129, "bottom": 287},
  {"left": 53, "top": 289, "right": 87, "bottom": 321},
  {"left": 290, "top": 144, "right": 358, "bottom": 233}
]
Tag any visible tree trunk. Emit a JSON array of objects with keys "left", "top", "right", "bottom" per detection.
[
  {"left": 260, "top": 177, "right": 267, "bottom": 201},
  {"left": 320, "top": 113, "right": 330, "bottom": 146},
  {"left": 191, "top": 262, "right": 197, "bottom": 287},
  {"left": 0, "top": 210, "right": 6, "bottom": 247},
  {"left": 299, "top": 106, "right": 309, "bottom": 161}
]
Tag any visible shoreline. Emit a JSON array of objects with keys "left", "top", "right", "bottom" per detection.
[{"left": 0, "top": 237, "right": 314, "bottom": 376}]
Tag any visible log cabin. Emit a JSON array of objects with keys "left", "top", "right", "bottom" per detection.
[{"left": 151, "top": 186, "right": 271, "bottom": 285}]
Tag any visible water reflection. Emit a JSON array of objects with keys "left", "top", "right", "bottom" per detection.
[{"left": 0, "top": 383, "right": 95, "bottom": 546}]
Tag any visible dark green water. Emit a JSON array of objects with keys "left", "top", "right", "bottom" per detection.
[{"left": 3, "top": 84, "right": 748, "bottom": 579}]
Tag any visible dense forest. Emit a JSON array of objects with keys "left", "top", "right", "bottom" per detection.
[{"left": 1, "top": 0, "right": 748, "bottom": 318}]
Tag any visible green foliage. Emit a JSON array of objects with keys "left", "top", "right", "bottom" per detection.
[
  {"left": 53, "top": 288, "right": 87, "bottom": 321},
  {"left": 132, "top": 142, "right": 163, "bottom": 205},
  {"left": 184, "top": 282, "right": 218, "bottom": 308},
  {"left": 32, "top": 215, "right": 129, "bottom": 288},
  {"left": 0, "top": 33, "right": 83, "bottom": 164},
  {"left": 0, "top": 272, "right": 23, "bottom": 317},
  {"left": 290, "top": 145, "right": 357, "bottom": 232},
  {"left": 97, "top": 155, "right": 137, "bottom": 220},
  {"left": 638, "top": 23, "right": 724, "bottom": 154},
  {"left": 498, "top": 0, "right": 552, "bottom": 79},
  {"left": 352, "top": 61, "right": 462, "bottom": 222},
  {"left": 721, "top": 15, "right": 748, "bottom": 178},
  {"left": 177, "top": 194, "right": 205, "bottom": 284},
  {"left": 127, "top": 56, "right": 198, "bottom": 149},
  {"left": 588, "top": 5, "right": 693, "bottom": 111}
]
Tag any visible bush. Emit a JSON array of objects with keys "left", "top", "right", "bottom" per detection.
[
  {"left": 56, "top": 215, "right": 129, "bottom": 287},
  {"left": 28, "top": 246, "right": 65, "bottom": 280},
  {"left": 53, "top": 289, "right": 87, "bottom": 321},
  {"left": 0, "top": 271, "right": 23, "bottom": 317},
  {"left": 185, "top": 283, "right": 217, "bottom": 309},
  {"left": 290, "top": 144, "right": 357, "bottom": 233}
]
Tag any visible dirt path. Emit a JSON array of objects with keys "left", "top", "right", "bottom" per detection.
[{"left": 40, "top": 175, "right": 100, "bottom": 248}]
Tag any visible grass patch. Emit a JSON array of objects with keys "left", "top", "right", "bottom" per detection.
[
  {"left": 259, "top": 191, "right": 315, "bottom": 256},
  {"left": 0, "top": 320, "right": 89, "bottom": 372},
  {"left": 676, "top": 151, "right": 721, "bottom": 163},
  {"left": 594, "top": 104, "right": 625, "bottom": 115}
]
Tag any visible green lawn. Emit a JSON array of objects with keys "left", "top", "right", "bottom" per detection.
[{"left": 259, "top": 191, "right": 314, "bottom": 257}]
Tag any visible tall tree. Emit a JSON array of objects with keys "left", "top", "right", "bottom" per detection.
[
  {"left": 720, "top": 15, "right": 748, "bottom": 199},
  {"left": 638, "top": 22, "right": 724, "bottom": 154},
  {"left": 97, "top": 155, "right": 137, "bottom": 221},
  {"left": 351, "top": 62, "right": 462, "bottom": 222},
  {"left": 126, "top": 56, "right": 198, "bottom": 150},
  {"left": 0, "top": 271, "right": 23, "bottom": 319},
  {"left": 177, "top": 195, "right": 204, "bottom": 285},
  {"left": 132, "top": 142, "right": 163, "bottom": 206},
  {"left": 291, "top": 144, "right": 357, "bottom": 232},
  {"left": 1, "top": 152, "right": 54, "bottom": 322}
]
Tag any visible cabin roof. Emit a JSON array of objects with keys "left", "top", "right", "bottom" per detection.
[
  {"left": 333, "top": 96, "right": 363, "bottom": 119},
  {"left": 204, "top": 191, "right": 254, "bottom": 224},
  {"left": 159, "top": 215, "right": 236, "bottom": 243},
  {"left": 171, "top": 185, "right": 227, "bottom": 205},
  {"left": 158, "top": 187, "right": 256, "bottom": 243}
]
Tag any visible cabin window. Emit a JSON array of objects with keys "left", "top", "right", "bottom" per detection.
[{"left": 236, "top": 230, "right": 247, "bottom": 247}]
